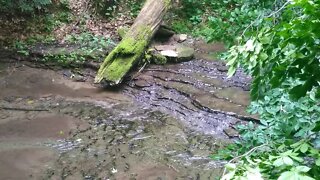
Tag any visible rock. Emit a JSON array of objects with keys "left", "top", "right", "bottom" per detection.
[
  {"left": 178, "top": 34, "right": 188, "bottom": 43},
  {"left": 160, "top": 50, "right": 178, "bottom": 57},
  {"left": 223, "top": 128, "right": 239, "bottom": 138},
  {"left": 176, "top": 46, "right": 194, "bottom": 62},
  {"left": 217, "top": 65, "right": 228, "bottom": 72},
  {"left": 63, "top": 70, "right": 73, "bottom": 78},
  {"left": 151, "top": 45, "right": 194, "bottom": 63},
  {"left": 154, "top": 45, "right": 175, "bottom": 51},
  {"left": 73, "top": 75, "right": 86, "bottom": 82},
  {"left": 134, "top": 79, "right": 152, "bottom": 87}
]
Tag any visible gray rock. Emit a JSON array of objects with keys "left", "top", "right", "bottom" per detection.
[
  {"left": 160, "top": 50, "right": 178, "bottom": 57},
  {"left": 223, "top": 128, "right": 239, "bottom": 138},
  {"left": 152, "top": 45, "right": 194, "bottom": 63},
  {"left": 178, "top": 34, "right": 188, "bottom": 42},
  {"left": 176, "top": 46, "right": 194, "bottom": 62}
]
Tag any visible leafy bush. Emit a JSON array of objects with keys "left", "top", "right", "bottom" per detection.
[
  {"left": 14, "top": 32, "right": 115, "bottom": 66},
  {"left": 216, "top": 0, "right": 320, "bottom": 179},
  {"left": 217, "top": 88, "right": 320, "bottom": 179},
  {"left": 173, "top": 0, "right": 279, "bottom": 45},
  {"left": 0, "top": 0, "right": 53, "bottom": 15},
  {"left": 43, "top": 32, "right": 116, "bottom": 65},
  {"left": 226, "top": 0, "right": 320, "bottom": 100},
  {"left": 222, "top": 140, "right": 320, "bottom": 180},
  {"left": 91, "top": 0, "right": 144, "bottom": 18}
]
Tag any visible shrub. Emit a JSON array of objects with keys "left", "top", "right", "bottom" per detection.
[
  {"left": 0, "top": 0, "right": 53, "bottom": 15},
  {"left": 173, "top": 0, "right": 281, "bottom": 45}
]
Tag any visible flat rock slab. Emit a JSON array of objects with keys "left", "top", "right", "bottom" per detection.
[
  {"left": 160, "top": 49, "right": 178, "bottom": 57},
  {"left": 154, "top": 45, "right": 176, "bottom": 51},
  {"left": 176, "top": 45, "right": 195, "bottom": 61},
  {"left": 152, "top": 44, "right": 195, "bottom": 63}
]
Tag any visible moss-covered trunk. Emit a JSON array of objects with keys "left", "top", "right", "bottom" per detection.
[{"left": 95, "top": 0, "right": 172, "bottom": 85}]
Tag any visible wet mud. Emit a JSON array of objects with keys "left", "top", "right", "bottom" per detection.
[{"left": 0, "top": 46, "right": 251, "bottom": 179}]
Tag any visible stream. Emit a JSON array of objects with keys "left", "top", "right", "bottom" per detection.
[{"left": 0, "top": 45, "right": 251, "bottom": 179}]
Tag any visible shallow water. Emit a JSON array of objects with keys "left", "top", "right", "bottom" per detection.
[{"left": 0, "top": 48, "right": 251, "bottom": 179}]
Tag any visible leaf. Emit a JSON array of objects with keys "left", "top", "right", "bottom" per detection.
[
  {"left": 316, "top": 158, "right": 320, "bottom": 166},
  {"left": 289, "top": 85, "right": 307, "bottom": 100},
  {"left": 316, "top": 88, "right": 320, "bottom": 98},
  {"left": 221, "top": 170, "right": 236, "bottom": 180},
  {"left": 273, "top": 158, "right": 284, "bottom": 167},
  {"left": 296, "top": 166, "right": 311, "bottom": 173},
  {"left": 254, "top": 43, "right": 262, "bottom": 54},
  {"left": 300, "top": 143, "right": 309, "bottom": 153},
  {"left": 259, "top": 53, "right": 268, "bottom": 61},
  {"left": 278, "top": 171, "right": 296, "bottom": 180},
  {"left": 283, "top": 156, "right": 294, "bottom": 166},
  {"left": 226, "top": 56, "right": 237, "bottom": 66},
  {"left": 259, "top": 36, "right": 272, "bottom": 44},
  {"left": 312, "top": 121, "right": 320, "bottom": 132},
  {"left": 299, "top": 176, "right": 316, "bottom": 180},
  {"left": 227, "top": 66, "right": 237, "bottom": 78},
  {"left": 245, "top": 39, "right": 255, "bottom": 52},
  {"left": 273, "top": 156, "right": 294, "bottom": 167},
  {"left": 246, "top": 167, "right": 264, "bottom": 180},
  {"left": 225, "top": 163, "right": 236, "bottom": 170},
  {"left": 278, "top": 170, "right": 315, "bottom": 180}
]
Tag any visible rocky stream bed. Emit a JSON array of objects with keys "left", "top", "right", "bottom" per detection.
[{"left": 0, "top": 43, "right": 252, "bottom": 179}]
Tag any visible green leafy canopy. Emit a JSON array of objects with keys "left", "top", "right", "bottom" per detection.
[
  {"left": 218, "top": 0, "right": 320, "bottom": 179},
  {"left": 225, "top": 0, "right": 320, "bottom": 100}
]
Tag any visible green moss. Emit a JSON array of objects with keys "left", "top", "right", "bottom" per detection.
[
  {"left": 152, "top": 53, "right": 167, "bottom": 65},
  {"left": 95, "top": 50, "right": 117, "bottom": 83},
  {"left": 117, "top": 27, "right": 129, "bottom": 39},
  {"left": 163, "top": 0, "right": 172, "bottom": 8},
  {"left": 104, "top": 39, "right": 147, "bottom": 83},
  {"left": 117, "top": 38, "right": 137, "bottom": 54},
  {"left": 103, "top": 55, "right": 134, "bottom": 84},
  {"left": 95, "top": 25, "right": 152, "bottom": 84}
]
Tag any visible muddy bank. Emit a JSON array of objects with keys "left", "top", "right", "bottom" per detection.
[{"left": 0, "top": 46, "right": 251, "bottom": 179}]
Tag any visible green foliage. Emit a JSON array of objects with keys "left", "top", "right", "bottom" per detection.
[
  {"left": 226, "top": 0, "right": 320, "bottom": 100},
  {"left": 245, "top": 88, "right": 320, "bottom": 142},
  {"left": 216, "top": 0, "right": 320, "bottom": 179},
  {"left": 171, "top": 20, "right": 192, "bottom": 34},
  {"left": 64, "top": 32, "right": 116, "bottom": 50},
  {"left": 44, "top": 33, "right": 116, "bottom": 66},
  {"left": 91, "top": 0, "right": 144, "bottom": 18},
  {"left": 127, "top": 0, "right": 144, "bottom": 17},
  {"left": 173, "top": 0, "right": 279, "bottom": 45},
  {"left": 0, "top": 0, "right": 53, "bottom": 15},
  {"left": 14, "top": 33, "right": 115, "bottom": 67},
  {"left": 213, "top": 88, "right": 320, "bottom": 179},
  {"left": 222, "top": 140, "right": 320, "bottom": 180},
  {"left": 92, "top": 0, "right": 120, "bottom": 17}
]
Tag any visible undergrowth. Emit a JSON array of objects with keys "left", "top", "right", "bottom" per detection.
[
  {"left": 91, "top": 0, "right": 144, "bottom": 18},
  {"left": 171, "top": 0, "right": 283, "bottom": 46},
  {"left": 15, "top": 32, "right": 115, "bottom": 67},
  {"left": 217, "top": 0, "right": 320, "bottom": 179}
]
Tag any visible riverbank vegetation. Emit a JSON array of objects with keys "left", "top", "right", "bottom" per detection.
[{"left": 220, "top": 0, "right": 320, "bottom": 179}]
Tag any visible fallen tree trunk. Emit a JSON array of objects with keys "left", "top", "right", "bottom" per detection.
[{"left": 95, "top": 0, "right": 172, "bottom": 85}]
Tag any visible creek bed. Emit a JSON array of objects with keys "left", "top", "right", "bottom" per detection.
[{"left": 0, "top": 49, "right": 251, "bottom": 179}]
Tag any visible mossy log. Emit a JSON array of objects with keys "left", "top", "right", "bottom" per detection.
[{"left": 95, "top": 0, "right": 172, "bottom": 85}]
